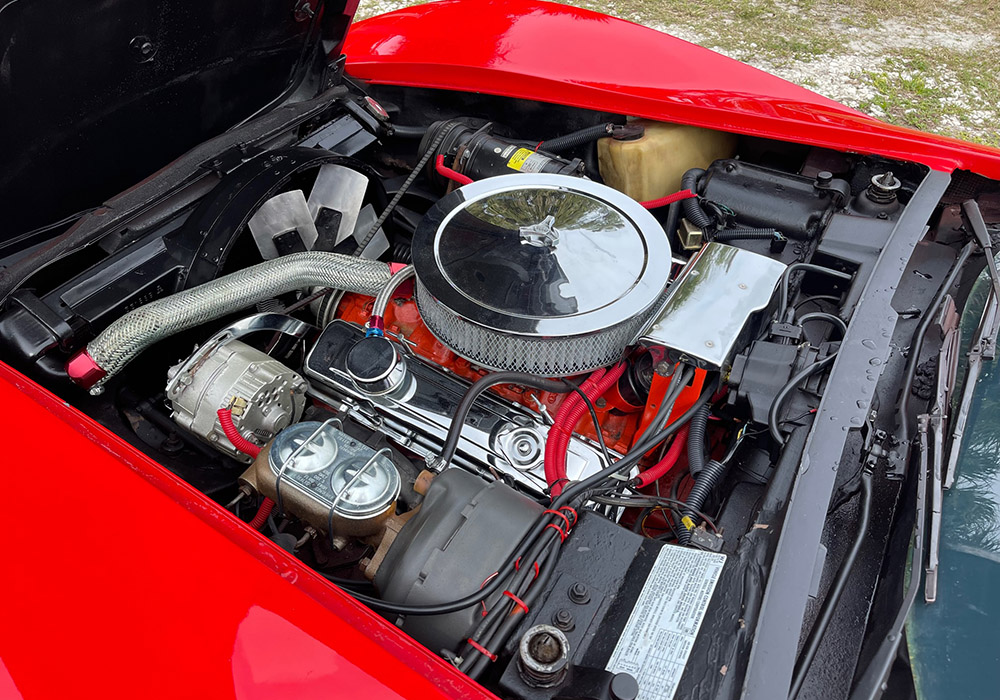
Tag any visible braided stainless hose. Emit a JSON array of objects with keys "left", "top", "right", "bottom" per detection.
[{"left": 67, "top": 252, "right": 391, "bottom": 392}]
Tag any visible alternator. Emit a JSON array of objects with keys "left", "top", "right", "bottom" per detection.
[{"left": 168, "top": 339, "right": 308, "bottom": 462}]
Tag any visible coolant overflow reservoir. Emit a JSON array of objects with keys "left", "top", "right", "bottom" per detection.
[{"left": 597, "top": 119, "right": 736, "bottom": 202}]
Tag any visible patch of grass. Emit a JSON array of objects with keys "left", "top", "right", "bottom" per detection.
[
  {"left": 857, "top": 46, "right": 1000, "bottom": 146},
  {"left": 839, "top": 0, "right": 1000, "bottom": 31},
  {"left": 579, "top": 0, "right": 849, "bottom": 64}
]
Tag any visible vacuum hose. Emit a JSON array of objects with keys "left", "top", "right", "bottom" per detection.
[{"left": 67, "top": 252, "right": 391, "bottom": 390}]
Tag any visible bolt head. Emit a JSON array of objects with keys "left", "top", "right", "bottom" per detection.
[
  {"left": 568, "top": 582, "right": 590, "bottom": 604},
  {"left": 552, "top": 609, "right": 575, "bottom": 631}
]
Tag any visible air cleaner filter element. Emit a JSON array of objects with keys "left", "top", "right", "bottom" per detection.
[{"left": 411, "top": 174, "right": 672, "bottom": 376}]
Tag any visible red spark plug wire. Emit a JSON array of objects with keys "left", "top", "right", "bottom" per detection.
[{"left": 546, "top": 362, "right": 628, "bottom": 498}]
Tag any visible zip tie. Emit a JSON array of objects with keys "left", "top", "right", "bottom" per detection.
[
  {"left": 545, "top": 523, "right": 568, "bottom": 541},
  {"left": 559, "top": 506, "right": 579, "bottom": 527},
  {"left": 479, "top": 571, "right": 499, "bottom": 617},
  {"left": 543, "top": 509, "right": 572, "bottom": 531},
  {"left": 467, "top": 638, "right": 497, "bottom": 662},
  {"left": 503, "top": 591, "right": 529, "bottom": 614},
  {"left": 514, "top": 557, "right": 541, "bottom": 580}
]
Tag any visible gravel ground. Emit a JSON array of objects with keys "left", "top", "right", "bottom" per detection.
[{"left": 354, "top": 0, "right": 1000, "bottom": 147}]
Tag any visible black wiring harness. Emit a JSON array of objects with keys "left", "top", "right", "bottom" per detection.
[{"left": 336, "top": 369, "right": 718, "bottom": 674}]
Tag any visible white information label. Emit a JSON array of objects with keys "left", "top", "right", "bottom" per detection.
[{"left": 604, "top": 546, "right": 726, "bottom": 700}]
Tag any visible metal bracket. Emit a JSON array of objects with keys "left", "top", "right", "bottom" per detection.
[
  {"left": 274, "top": 417, "right": 343, "bottom": 518},
  {"left": 165, "top": 313, "right": 312, "bottom": 400},
  {"left": 814, "top": 171, "right": 851, "bottom": 209}
]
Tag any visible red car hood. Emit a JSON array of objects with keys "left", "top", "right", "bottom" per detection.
[
  {"left": 5, "top": 2, "right": 1000, "bottom": 699},
  {"left": 343, "top": 0, "right": 1000, "bottom": 178},
  {"left": 0, "top": 362, "right": 490, "bottom": 700}
]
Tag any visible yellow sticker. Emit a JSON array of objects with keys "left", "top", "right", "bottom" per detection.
[
  {"left": 507, "top": 147, "right": 535, "bottom": 171},
  {"left": 681, "top": 516, "right": 696, "bottom": 531}
]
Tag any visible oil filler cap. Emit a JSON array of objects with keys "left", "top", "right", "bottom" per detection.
[{"left": 345, "top": 336, "right": 407, "bottom": 395}]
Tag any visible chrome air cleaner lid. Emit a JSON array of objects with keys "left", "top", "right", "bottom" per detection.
[{"left": 412, "top": 174, "right": 671, "bottom": 376}]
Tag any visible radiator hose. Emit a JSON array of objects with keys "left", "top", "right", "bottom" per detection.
[{"left": 67, "top": 252, "right": 392, "bottom": 391}]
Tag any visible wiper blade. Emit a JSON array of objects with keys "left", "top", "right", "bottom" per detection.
[
  {"left": 943, "top": 274, "right": 1000, "bottom": 490},
  {"left": 925, "top": 298, "right": 960, "bottom": 603},
  {"left": 848, "top": 415, "right": 929, "bottom": 700}
]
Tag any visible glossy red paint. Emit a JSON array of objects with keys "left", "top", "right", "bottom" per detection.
[
  {"left": 0, "top": 362, "right": 493, "bottom": 700},
  {"left": 6, "top": 4, "right": 1000, "bottom": 698},
  {"left": 343, "top": 0, "right": 1000, "bottom": 178}
]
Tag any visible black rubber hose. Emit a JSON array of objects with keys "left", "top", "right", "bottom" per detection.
[
  {"left": 389, "top": 124, "right": 428, "bottom": 138},
  {"left": 768, "top": 354, "right": 837, "bottom": 446},
  {"left": 789, "top": 471, "right": 873, "bottom": 699},
  {"left": 686, "top": 405, "right": 711, "bottom": 476},
  {"left": 797, "top": 311, "right": 848, "bottom": 338},
  {"left": 680, "top": 168, "right": 713, "bottom": 231},
  {"left": 678, "top": 459, "right": 727, "bottom": 545},
  {"left": 713, "top": 227, "right": 780, "bottom": 242},
  {"left": 663, "top": 199, "right": 682, "bottom": 240},
  {"left": 778, "top": 263, "right": 854, "bottom": 318},
  {"left": 437, "top": 371, "right": 575, "bottom": 469},
  {"left": 537, "top": 123, "right": 613, "bottom": 153}
]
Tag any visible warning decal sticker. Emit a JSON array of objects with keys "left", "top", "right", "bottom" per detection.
[
  {"left": 605, "top": 546, "right": 726, "bottom": 700},
  {"left": 506, "top": 148, "right": 551, "bottom": 173}
]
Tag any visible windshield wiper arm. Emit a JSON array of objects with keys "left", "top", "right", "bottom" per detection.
[
  {"left": 945, "top": 200, "right": 1000, "bottom": 490},
  {"left": 925, "top": 298, "right": 960, "bottom": 602}
]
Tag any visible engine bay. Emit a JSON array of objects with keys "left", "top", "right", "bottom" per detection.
[{"left": 3, "top": 81, "right": 997, "bottom": 700}]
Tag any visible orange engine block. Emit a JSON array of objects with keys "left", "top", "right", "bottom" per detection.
[{"left": 335, "top": 287, "right": 704, "bottom": 456}]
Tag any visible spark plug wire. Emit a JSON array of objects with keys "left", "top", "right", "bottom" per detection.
[{"left": 546, "top": 363, "right": 627, "bottom": 498}]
